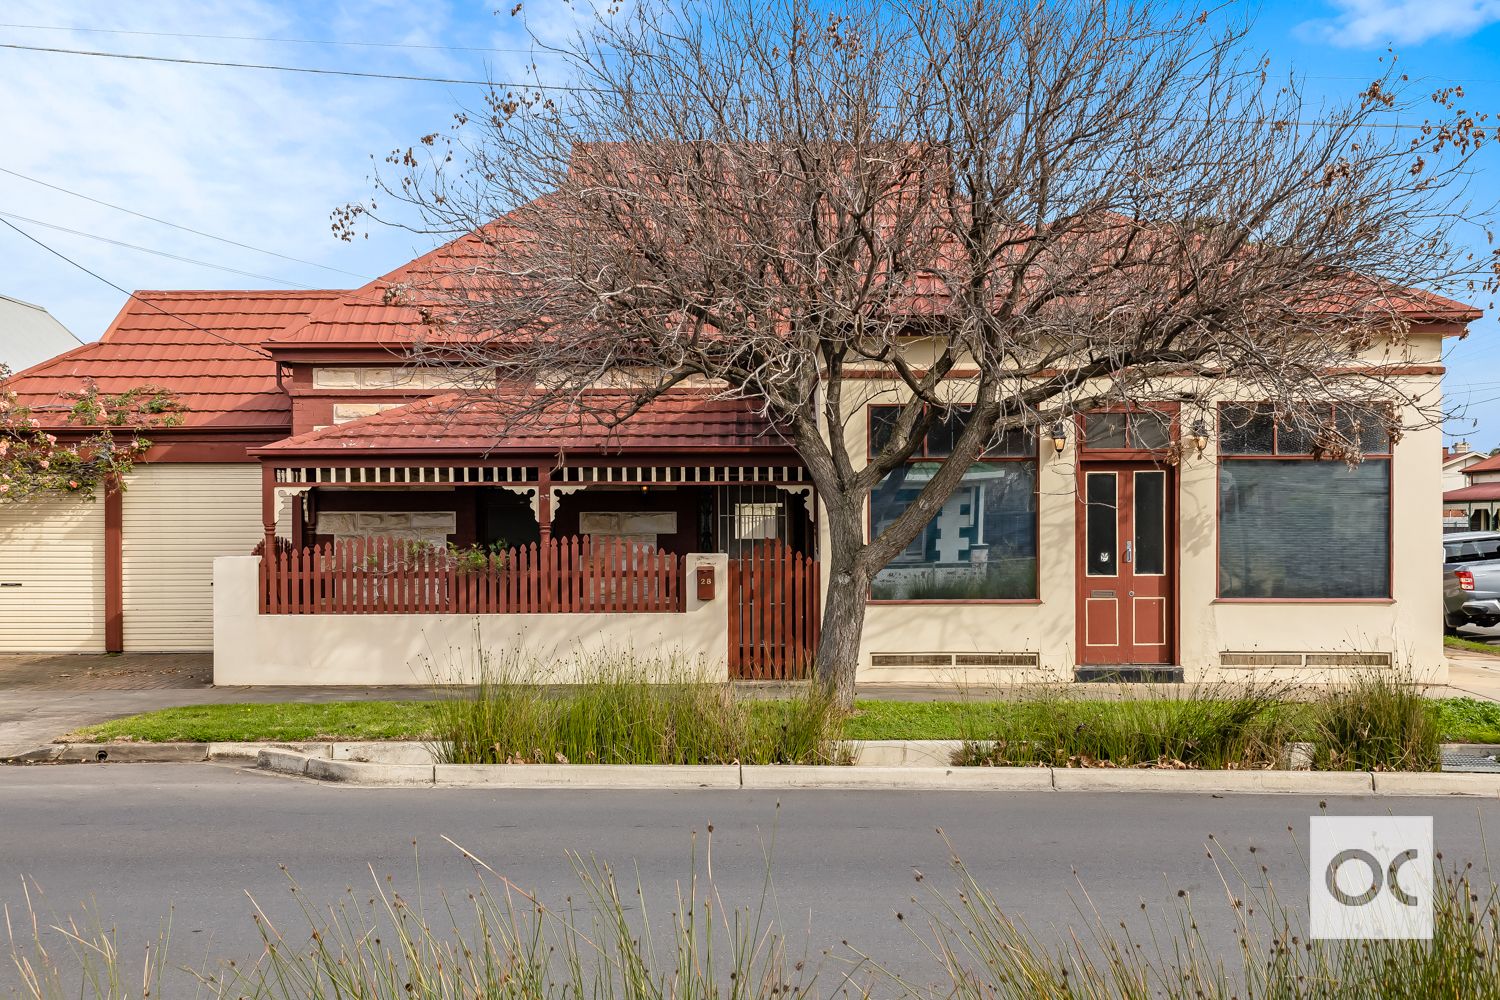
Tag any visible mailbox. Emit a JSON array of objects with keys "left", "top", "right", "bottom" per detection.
[{"left": 695, "top": 565, "right": 715, "bottom": 602}]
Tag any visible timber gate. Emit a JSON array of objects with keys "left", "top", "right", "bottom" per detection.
[{"left": 727, "top": 540, "right": 819, "bottom": 679}]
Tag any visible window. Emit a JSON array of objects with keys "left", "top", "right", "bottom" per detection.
[
  {"left": 733, "top": 502, "right": 782, "bottom": 541},
  {"left": 867, "top": 406, "right": 1038, "bottom": 601},
  {"left": 1083, "top": 410, "right": 1173, "bottom": 450},
  {"left": 1217, "top": 404, "right": 1391, "bottom": 599}
]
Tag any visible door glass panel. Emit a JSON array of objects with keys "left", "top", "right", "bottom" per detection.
[
  {"left": 1085, "top": 473, "right": 1117, "bottom": 576},
  {"left": 1134, "top": 471, "right": 1166, "bottom": 575}
]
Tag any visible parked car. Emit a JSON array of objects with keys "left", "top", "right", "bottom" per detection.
[{"left": 1443, "top": 531, "right": 1500, "bottom": 631}]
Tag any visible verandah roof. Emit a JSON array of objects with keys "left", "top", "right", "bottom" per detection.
[{"left": 252, "top": 387, "right": 795, "bottom": 460}]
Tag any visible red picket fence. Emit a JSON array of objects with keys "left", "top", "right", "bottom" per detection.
[
  {"left": 260, "top": 535, "right": 683, "bottom": 615},
  {"left": 728, "top": 540, "right": 819, "bottom": 680}
]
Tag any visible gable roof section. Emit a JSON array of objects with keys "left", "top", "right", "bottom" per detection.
[
  {"left": 256, "top": 388, "right": 791, "bottom": 457},
  {"left": 4, "top": 290, "right": 343, "bottom": 430},
  {"left": 1445, "top": 481, "right": 1500, "bottom": 502},
  {"left": 1461, "top": 453, "right": 1500, "bottom": 476}
]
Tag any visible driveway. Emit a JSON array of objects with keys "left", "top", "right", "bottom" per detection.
[{"left": 0, "top": 653, "right": 435, "bottom": 757}]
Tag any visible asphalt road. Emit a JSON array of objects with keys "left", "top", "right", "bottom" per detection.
[{"left": 2, "top": 763, "right": 1499, "bottom": 995}]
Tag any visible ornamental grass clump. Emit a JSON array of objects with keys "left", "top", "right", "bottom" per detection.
[
  {"left": 955, "top": 682, "right": 1293, "bottom": 769},
  {"left": 426, "top": 649, "right": 847, "bottom": 766},
  {"left": 1311, "top": 667, "right": 1441, "bottom": 772}
]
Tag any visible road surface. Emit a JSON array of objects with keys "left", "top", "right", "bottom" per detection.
[{"left": 1, "top": 763, "right": 1497, "bottom": 993}]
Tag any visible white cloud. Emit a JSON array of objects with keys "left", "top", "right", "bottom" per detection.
[
  {"left": 1301, "top": 0, "right": 1500, "bottom": 47},
  {"left": 0, "top": 0, "right": 480, "bottom": 340}
]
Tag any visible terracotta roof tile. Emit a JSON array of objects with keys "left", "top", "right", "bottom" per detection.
[
  {"left": 4, "top": 290, "right": 342, "bottom": 430},
  {"left": 1461, "top": 453, "right": 1500, "bottom": 475},
  {"left": 1445, "top": 482, "right": 1500, "bottom": 502},
  {"left": 257, "top": 389, "right": 791, "bottom": 456}
]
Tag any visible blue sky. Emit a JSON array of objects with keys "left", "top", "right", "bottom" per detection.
[{"left": 1, "top": 0, "right": 1498, "bottom": 447}]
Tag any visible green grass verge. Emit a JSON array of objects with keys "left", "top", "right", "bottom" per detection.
[
  {"left": 71, "top": 701, "right": 440, "bottom": 743},
  {"left": 1445, "top": 634, "right": 1500, "bottom": 656},
  {"left": 74, "top": 695, "right": 1500, "bottom": 747}
]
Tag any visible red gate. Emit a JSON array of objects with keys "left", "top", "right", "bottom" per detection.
[{"left": 727, "top": 540, "right": 819, "bottom": 679}]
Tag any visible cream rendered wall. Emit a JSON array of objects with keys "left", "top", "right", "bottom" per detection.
[
  {"left": 214, "top": 553, "right": 731, "bottom": 685},
  {"left": 121, "top": 463, "right": 264, "bottom": 651},
  {"left": 0, "top": 496, "right": 105, "bottom": 652},
  {"left": 823, "top": 332, "right": 1447, "bottom": 684}
]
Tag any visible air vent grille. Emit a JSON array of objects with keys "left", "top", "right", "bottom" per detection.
[
  {"left": 1221, "top": 651, "right": 1393, "bottom": 669},
  {"left": 870, "top": 652, "right": 1040, "bottom": 668}
]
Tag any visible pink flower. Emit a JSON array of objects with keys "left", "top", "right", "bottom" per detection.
[
  {"left": 67, "top": 480, "right": 79, "bottom": 489},
  {"left": 44, "top": 434, "right": 56, "bottom": 445},
  {"left": 37, "top": 459, "right": 48, "bottom": 469}
]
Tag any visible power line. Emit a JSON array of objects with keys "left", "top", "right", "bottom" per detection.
[
  {"left": 0, "top": 166, "right": 368, "bottom": 281},
  {"left": 0, "top": 21, "right": 536, "bottom": 55},
  {"left": 0, "top": 41, "right": 1483, "bottom": 127},
  {"left": 0, "top": 41, "right": 594, "bottom": 90},
  {"left": 0, "top": 210, "right": 314, "bottom": 288},
  {"left": 0, "top": 217, "right": 274, "bottom": 360}
]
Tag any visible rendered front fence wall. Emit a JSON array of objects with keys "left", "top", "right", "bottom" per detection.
[{"left": 213, "top": 554, "right": 731, "bottom": 685}]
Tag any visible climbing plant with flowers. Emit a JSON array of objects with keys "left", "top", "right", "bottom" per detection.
[{"left": 0, "top": 366, "right": 185, "bottom": 503}]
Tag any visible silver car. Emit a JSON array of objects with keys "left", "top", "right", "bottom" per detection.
[{"left": 1443, "top": 531, "right": 1500, "bottom": 631}]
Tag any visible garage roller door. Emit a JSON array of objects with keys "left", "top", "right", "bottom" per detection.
[{"left": 0, "top": 496, "right": 106, "bottom": 652}]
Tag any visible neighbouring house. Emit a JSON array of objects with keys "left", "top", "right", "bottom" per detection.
[
  {"left": 1443, "top": 450, "right": 1500, "bottom": 531},
  {"left": 0, "top": 294, "right": 81, "bottom": 373},
  {"left": 0, "top": 236, "right": 1478, "bottom": 685},
  {"left": 1443, "top": 442, "right": 1485, "bottom": 529}
]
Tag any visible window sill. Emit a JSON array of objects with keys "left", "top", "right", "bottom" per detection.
[
  {"left": 867, "top": 598, "right": 1043, "bottom": 606},
  {"left": 1211, "top": 598, "right": 1395, "bottom": 606}
]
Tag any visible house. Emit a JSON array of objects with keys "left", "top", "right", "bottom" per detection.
[
  {"left": 1443, "top": 451, "right": 1500, "bottom": 531},
  {"left": 1443, "top": 442, "right": 1486, "bottom": 529},
  {"left": 0, "top": 232, "right": 1478, "bottom": 685},
  {"left": 0, "top": 294, "right": 81, "bottom": 373}
]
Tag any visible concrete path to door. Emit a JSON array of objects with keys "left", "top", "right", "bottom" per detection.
[{"left": 4, "top": 648, "right": 1500, "bottom": 757}]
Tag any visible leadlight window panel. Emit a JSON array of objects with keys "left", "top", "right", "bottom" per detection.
[
  {"left": 1219, "top": 406, "right": 1275, "bottom": 454},
  {"left": 1218, "top": 459, "right": 1390, "bottom": 599},
  {"left": 1085, "top": 411, "right": 1171, "bottom": 449},
  {"left": 1085, "top": 412, "right": 1128, "bottom": 449},
  {"left": 1334, "top": 407, "right": 1391, "bottom": 454},
  {"left": 1130, "top": 411, "right": 1173, "bottom": 450},
  {"left": 869, "top": 462, "right": 1038, "bottom": 600},
  {"left": 869, "top": 406, "right": 900, "bottom": 456}
]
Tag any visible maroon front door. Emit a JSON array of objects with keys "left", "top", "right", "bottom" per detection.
[{"left": 1077, "top": 463, "right": 1174, "bottom": 665}]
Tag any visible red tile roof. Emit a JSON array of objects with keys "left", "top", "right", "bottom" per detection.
[
  {"left": 4, "top": 290, "right": 342, "bottom": 430},
  {"left": 256, "top": 389, "right": 792, "bottom": 456},
  {"left": 1445, "top": 482, "right": 1500, "bottom": 502},
  {"left": 1461, "top": 454, "right": 1500, "bottom": 475}
]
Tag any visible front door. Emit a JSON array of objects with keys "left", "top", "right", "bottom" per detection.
[{"left": 1077, "top": 464, "right": 1174, "bottom": 665}]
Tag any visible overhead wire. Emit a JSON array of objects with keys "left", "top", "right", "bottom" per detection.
[
  {"left": 0, "top": 166, "right": 369, "bottom": 281},
  {"left": 0, "top": 210, "right": 315, "bottom": 288},
  {"left": 1, "top": 217, "right": 279, "bottom": 361}
]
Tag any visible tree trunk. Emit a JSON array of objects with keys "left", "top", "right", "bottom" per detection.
[{"left": 813, "top": 499, "right": 870, "bottom": 711}]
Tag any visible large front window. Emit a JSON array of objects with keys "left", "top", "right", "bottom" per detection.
[
  {"left": 867, "top": 406, "right": 1038, "bottom": 601},
  {"left": 1217, "top": 405, "right": 1391, "bottom": 599}
]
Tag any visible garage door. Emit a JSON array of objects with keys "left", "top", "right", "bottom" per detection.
[
  {"left": 0, "top": 496, "right": 106, "bottom": 652},
  {"left": 121, "top": 464, "right": 263, "bottom": 651}
]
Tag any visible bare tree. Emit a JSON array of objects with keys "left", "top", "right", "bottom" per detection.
[{"left": 342, "top": 0, "right": 1494, "bottom": 705}]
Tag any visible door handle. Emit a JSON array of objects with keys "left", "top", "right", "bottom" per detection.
[{"left": 1124, "top": 541, "right": 1133, "bottom": 564}]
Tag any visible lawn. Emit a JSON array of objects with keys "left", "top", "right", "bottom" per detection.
[
  {"left": 71, "top": 695, "right": 1500, "bottom": 746},
  {"left": 1445, "top": 634, "right": 1500, "bottom": 656}
]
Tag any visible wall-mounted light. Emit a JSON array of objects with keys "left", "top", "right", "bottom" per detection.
[
  {"left": 1190, "top": 416, "right": 1210, "bottom": 458},
  {"left": 1050, "top": 420, "right": 1068, "bottom": 456}
]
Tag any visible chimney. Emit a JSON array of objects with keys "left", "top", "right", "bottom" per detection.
[{"left": 1457, "top": 440, "right": 1471, "bottom": 454}]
